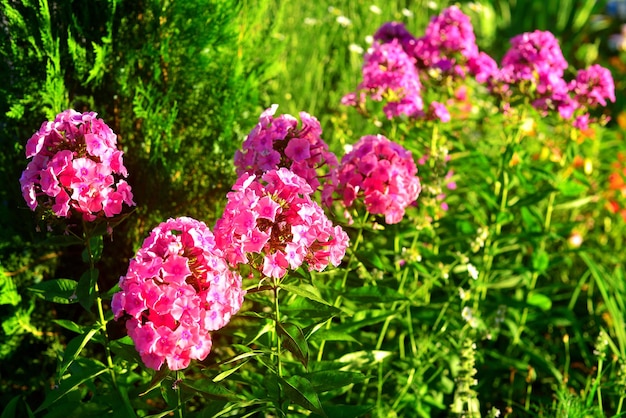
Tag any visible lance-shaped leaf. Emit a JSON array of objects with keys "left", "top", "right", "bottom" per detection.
[
  {"left": 76, "top": 268, "right": 98, "bottom": 310},
  {"left": 28, "top": 279, "right": 78, "bottom": 304},
  {"left": 277, "top": 322, "right": 309, "bottom": 368},
  {"left": 280, "top": 283, "right": 332, "bottom": 306},
  {"left": 279, "top": 375, "right": 326, "bottom": 417}
]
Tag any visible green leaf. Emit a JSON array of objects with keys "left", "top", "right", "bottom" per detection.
[
  {"left": 0, "top": 395, "right": 21, "bottom": 418},
  {"left": 527, "top": 292, "right": 552, "bottom": 311},
  {"left": 179, "top": 379, "right": 238, "bottom": 401},
  {"left": 337, "top": 350, "right": 392, "bottom": 370},
  {"left": 0, "top": 273, "right": 21, "bottom": 306},
  {"left": 557, "top": 180, "right": 587, "bottom": 197},
  {"left": 51, "top": 319, "right": 86, "bottom": 334},
  {"left": 303, "top": 370, "right": 365, "bottom": 392},
  {"left": 322, "top": 404, "right": 375, "bottom": 418},
  {"left": 280, "top": 283, "right": 332, "bottom": 306},
  {"left": 309, "top": 329, "right": 361, "bottom": 345},
  {"left": 139, "top": 367, "right": 171, "bottom": 397},
  {"left": 58, "top": 325, "right": 101, "bottom": 377},
  {"left": 280, "top": 376, "right": 326, "bottom": 417},
  {"left": 532, "top": 249, "right": 549, "bottom": 273},
  {"left": 277, "top": 322, "right": 309, "bottom": 368},
  {"left": 344, "top": 286, "right": 406, "bottom": 304},
  {"left": 35, "top": 362, "right": 107, "bottom": 413},
  {"left": 28, "top": 279, "right": 78, "bottom": 304},
  {"left": 76, "top": 269, "right": 98, "bottom": 310}
]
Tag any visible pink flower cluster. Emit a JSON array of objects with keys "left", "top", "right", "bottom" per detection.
[
  {"left": 346, "top": 7, "right": 616, "bottom": 129},
  {"left": 214, "top": 168, "right": 349, "bottom": 279},
  {"left": 19, "top": 109, "right": 134, "bottom": 221},
  {"left": 341, "top": 39, "right": 423, "bottom": 119},
  {"left": 494, "top": 31, "right": 616, "bottom": 126},
  {"left": 324, "top": 135, "right": 421, "bottom": 224},
  {"left": 234, "top": 105, "right": 338, "bottom": 191},
  {"left": 412, "top": 5, "right": 480, "bottom": 73},
  {"left": 112, "top": 217, "right": 245, "bottom": 371}
]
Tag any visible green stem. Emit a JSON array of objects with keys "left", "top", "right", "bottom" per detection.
[
  {"left": 273, "top": 284, "right": 283, "bottom": 378},
  {"left": 176, "top": 370, "right": 184, "bottom": 418},
  {"left": 83, "top": 227, "right": 118, "bottom": 389}
]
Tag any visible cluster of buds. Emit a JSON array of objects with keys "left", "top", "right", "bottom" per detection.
[
  {"left": 112, "top": 217, "right": 245, "bottom": 370},
  {"left": 19, "top": 109, "right": 135, "bottom": 221}
]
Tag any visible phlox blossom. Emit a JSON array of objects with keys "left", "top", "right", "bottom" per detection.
[
  {"left": 112, "top": 217, "right": 245, "bottom": 371},
  {"left": 412, "top": 5, "right": 480, "bottom": 72},
  {"left": 497, "top": 30, "right": 573, "bottom": 116},
  {"left": 19, "top": 109, "right": 134, "bottom": 221},
  {"left": 234, "top": 105, "right": 338, "bottom": 191},
  {"left": 342, "top": 39, "right": 424, "bottom": 119},
  {"left": 569, "top": 64, "right": 616, "bottom": 109},
  {"left": 214, "top": 168, "right": 349, "bottom": 278},
  {"left": 324, "top": 135, "right": 421, "bottom": 224}
]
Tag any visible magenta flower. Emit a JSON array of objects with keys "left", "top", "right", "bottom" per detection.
[
  {"left": 112, "top": 217, "right": 245, "bottom": 371},
  {"left": 324, "top": 135, "right": 421, "bottom": 224},
  {"left": 234, "top": 105, "right": 338, "bottom": 191},
  {"left": 412, "top": 6, "right": 479, "bottom": 72},
  {"left": 19, "top": 109, "right": 135, "bottom": 221},
  {"left": 342, "top": 39, "right": 424, "bottom": 119},
  {"left": 214, "top": 168, "right": 349, "bottom": 278},
  {"left": 373, "top": 21, "right": 417, "bottom": 54},
  {"left": 497, "top": 30, "right": 570, "bottom": 108},
  {"left": 569, "top": 64, "right": 616, "bottom": 108}
]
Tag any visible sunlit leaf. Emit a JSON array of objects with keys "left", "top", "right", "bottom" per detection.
[{"left": 28, "top": 279, "right": 78, "bottom": 304}]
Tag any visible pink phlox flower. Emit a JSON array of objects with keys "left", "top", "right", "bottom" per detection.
[
  {"left": 325, "top": 135, "right": 421, "bottom": 224},
  {"left": 215, "top": 168, "right": 349, "bottom": 278},
  {"left": 19, "top": 109, "right": 134, "bottom": 220},
  {"left": 113, "top": 216, "right": 245, "bottom": 370},
  {"left": 345, "top": 39, "right": 423, "bottom": 119},
  {"left": 412, "top": 6, "right": 479, "bottom": 70},
  {"left": 570, "top": 64, "right": 616, "bottom": 108},
  {"left": 429, "top": 101, "right": 451, "bottom": 123},
  {"left": 235, "top": 106, "right": 337, "bottom": 191},
  {"left": 467, "top": 52, "right": 499, "bottom": 84},
  {"left": 499, "top": 30, "right": 568, "bottom": 86}
]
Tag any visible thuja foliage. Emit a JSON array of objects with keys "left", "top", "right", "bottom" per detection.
[{"left": 0, "top": 0, "right": 280, "bottom": 410}]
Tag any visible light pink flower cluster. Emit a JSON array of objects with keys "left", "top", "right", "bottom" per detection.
[
  {"left": 214, "top": 168, "right": 349, "bottom": 279},
  {"left": 324, "top": 135, "right": 421, "bottom": 224},
  {"left": 112, "top": 217, "right": 245, "bottom": 371},
  {"left": 19, "top": 109, "right": 134, "bottom": 221},
  {"left": 234, "top": 105, "right": 338, "bottom": 191},
  {"left": 341, "top": 39, "right": 423, "bottom": 119}
]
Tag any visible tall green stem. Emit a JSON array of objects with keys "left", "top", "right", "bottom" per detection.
[{"left": 83, "top": 227, "right": 118, "bottom": 388}]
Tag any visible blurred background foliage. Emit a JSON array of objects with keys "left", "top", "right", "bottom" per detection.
[{"left": 1, "top": 0, "right": 626, "bottom": 415}]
